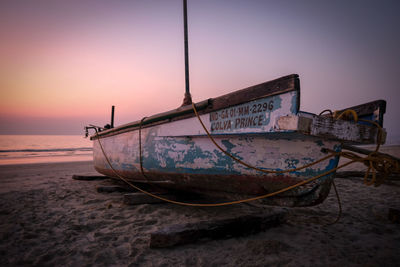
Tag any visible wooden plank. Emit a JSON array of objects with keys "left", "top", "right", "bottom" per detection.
[
  {"left": 210, "top": 74, "right": 299, "bottom": 112},
  {"left": 72, "top": 175, "right": 109, "bottom": 181},
  {"left": 149, "top": 211, "right": 287, "bottom": 248},
  {"left": 277, "top": 114, "right": 385, "bottom": 144},
  {"left": 276, "top": 115, "right": 311, "bottom": 133},
  {"left": 310, "top": 116, "right": 380, "bottom": 144}
]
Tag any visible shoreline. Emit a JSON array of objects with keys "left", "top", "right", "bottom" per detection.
[
  {"left": 0, "top": 156, "right": 93, "bottom": 166},
  {"left": 0, "top": 159, "right": 93, "bottom": 167},
  {"left": 0, "top": 159, "right": 94, "bottom": 169}
]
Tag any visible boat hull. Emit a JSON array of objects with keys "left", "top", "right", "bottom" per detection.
[{"left": 93, "top": 129, "right": 341, "bottom": 207}]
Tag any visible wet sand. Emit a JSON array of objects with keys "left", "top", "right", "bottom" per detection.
[{"left": 0, "top": 153, "right": 399, "bottom": 266}]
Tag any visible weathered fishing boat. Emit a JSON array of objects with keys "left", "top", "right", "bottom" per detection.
[
  {"left": 89, "top": 74, "right": 386, "bottom": 207},
  {"left": 87, "top": 0, "right": 387, "bottom": 207}
]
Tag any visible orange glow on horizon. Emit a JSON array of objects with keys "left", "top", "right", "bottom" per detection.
[{"left": 0, "top": 33, "right": 188, "bottom": 120}]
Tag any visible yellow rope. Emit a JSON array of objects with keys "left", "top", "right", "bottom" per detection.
[
  {"left": 334, "top": 109, "right": 358, "bottom": 122},
  {"left": 324, "top": 180, "right": 342, "bottom": 225}
]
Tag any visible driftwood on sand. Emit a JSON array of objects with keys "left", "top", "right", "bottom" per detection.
[
  {"left": 72, "top": 174, "right": 109, "bottom": 181},
  {"left": 149, "top": 211, "right": 287, "bottom": 248}
]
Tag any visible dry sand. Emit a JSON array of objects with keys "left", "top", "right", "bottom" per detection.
[{"left": 0, "top": 149, "right": 400, "bottom": 266}]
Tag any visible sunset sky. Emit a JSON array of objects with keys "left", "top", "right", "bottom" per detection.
[{"left": 0, "top": 0, "right": 399, "bottom": 143}]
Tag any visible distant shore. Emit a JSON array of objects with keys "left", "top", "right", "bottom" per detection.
[
  {"left": 0, "top": 134, "right": 92, "bottom": 166},
  {"left": 0, "top": 153, "right": 399, "bottom": 265},
  {"left": 0, "top": 156, "right": 92, "bottom": 166}
]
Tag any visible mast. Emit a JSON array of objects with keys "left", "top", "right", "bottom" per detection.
[{"left": 181, "top": 0, "right": 192, "bottom": 106}]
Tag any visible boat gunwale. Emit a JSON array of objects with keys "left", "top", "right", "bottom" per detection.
[{"left": 91, "top": 74, "right": 300, "bottom": 140}]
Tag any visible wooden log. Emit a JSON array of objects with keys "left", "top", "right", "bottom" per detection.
[
  {"left": 123, "top": 193, "right": 178, "bottom": 205},
  {"left": 72, "top": 174, "right": 109, "bottom": 181},
  {"left": 96, "top": 186, "right": 133, "bottom": 193},
  {"left": 149, "top": 210, "right": 287, "bottom": 248}
]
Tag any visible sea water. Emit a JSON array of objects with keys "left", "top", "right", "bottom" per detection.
[{"left": 0, "top": 135, "right": 93, "bottom": 165}]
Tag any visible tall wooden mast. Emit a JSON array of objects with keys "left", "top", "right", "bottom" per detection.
[{"left": 181, "top": 0, "right": 192, "bottom": 106}]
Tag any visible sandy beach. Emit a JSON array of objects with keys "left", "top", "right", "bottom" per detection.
[{"left": 1, "top": 150, "right": 399, "bottom": 266}]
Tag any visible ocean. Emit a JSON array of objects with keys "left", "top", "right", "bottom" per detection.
[{"left": 0, "top": 135, "right": 93, "bottom": 165}]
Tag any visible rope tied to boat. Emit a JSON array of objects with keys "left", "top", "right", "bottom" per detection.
[
  {"left": 333, "top": 109, "right": 359, "bottom": 122},
  {"left": 324, "top": 109, "right": 399, "bottom": 186},
  {"left": 361, "top": 151, "right": 399, "bottom": 186},
  {"left": 92, "top": 105, "right": 399, "bottom": 212}
]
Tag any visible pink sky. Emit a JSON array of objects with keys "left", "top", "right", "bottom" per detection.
[{"left": 0, "top": 0, "right": 399, "bottom": 142}]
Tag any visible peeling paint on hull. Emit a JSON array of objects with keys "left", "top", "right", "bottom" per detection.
[{"left": 93, "top": 129, "right": 341, "bottom": 207}]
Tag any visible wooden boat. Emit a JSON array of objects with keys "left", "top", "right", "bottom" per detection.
[{"left": 89, "top": 74, "right": 386, "bottom": 207}]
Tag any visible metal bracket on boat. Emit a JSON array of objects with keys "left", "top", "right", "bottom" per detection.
[{"left": 84, "top": 124, "right": 106, "bottom": 138}]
